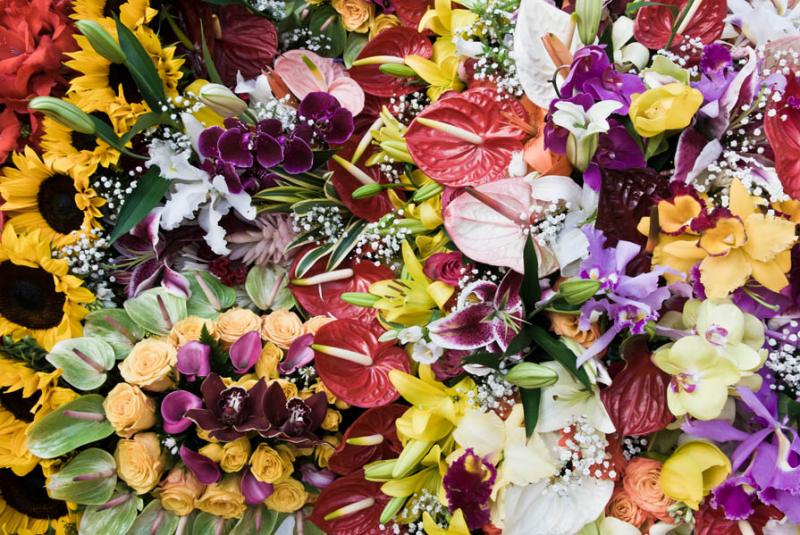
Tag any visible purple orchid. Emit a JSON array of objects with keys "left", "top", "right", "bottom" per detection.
[
  {"left": 180, "top": 445, "right": 221, "bottom": 484},
  {"left": 583, "top": 121, "right": 646, "bottom": 190},
  {"left": 258, "top": 381, "right": 328, "bottom": 447},
  {"left": 229, "top": 331, "right": 262, "bottom": 374},
  {"left": 560, "top": 45, "right": 645, "bottom": 114},
  {"left": 176, "top": 341, "right": 212, "bottom": 382},
  {"left": 544, "top": 92, "right": 594, "bottom": 155},
  {"left": 184, "top": 373, "right": 269, "bottom": 441},
  {"left": 278, "top": 333, "right": 315, "bottom": 375},
  {"left": 295, "top": 91, "right": 355, "bottom": 145},
  {"left": 240, "top": 468, "right": 274, "bottom": 504},
  {"left": 684, "top": 384, "right": 800, "bottom": 522},
  {"left": 428, "top": 270, "right": 524, "bottom": 352},
  {"left": 575, "top": 227, "right": 672, "bottom": 365},
  {"left": 693, "top": 43, "right": 736, "bottom": 107},
  {"left": 161, "top": 390, "right": 203, "bottom": 434},
  {"left": 442, "top": 449, "right": 497, "bottom": 530}
]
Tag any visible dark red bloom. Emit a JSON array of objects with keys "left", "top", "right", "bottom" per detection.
[
  {"left": 443, "top": 449, "right": 497, "bottom": 530},
  {"left": 309, "top": 470, "right": 394, "bottom": 535},
  {"left": 185, "top": 373, "right": 269, "bottom": 441},
  {"left": 209, "top": 256, "right": 247, "bottom": 286},
  {"left": 634, "top": 0, "right": 725, "bottom": 53},
  {"left": 328, "top": 404, "right": 406, "bottom": 475},
  {"left": 259, "top": 381, "right": 328, "bottom": 447},
  {"left": 349, "top": 28, "right": 432, "bottom": 98},
  {"left": 695, "top": 501, "right": 782, "bottom": 535},
  {"left": 391, "top": 0, "right": 432, "bottom": 28},
  {"left": 423, "top": 252, "right": 470, "bottom": 286},
  {"left": 765, "top": 69, "right": 800, "bottom": 199}
]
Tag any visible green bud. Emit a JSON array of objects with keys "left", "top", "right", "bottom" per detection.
[
  {"left": 364, "top": 459, "right": 397, "bottom": 481},
  {"left": 392, "top": 440, "right": 431, "bottom": 478},
  {"left": 574, "top": 0, "right": 603, "bottom": 46},
  {"left": 352, "top": 183, "right": 386, "bottom": 199},
  {"left": 566, "top": 131, "right": 599, "bottom": 172},
  {"left": 340, "top": 292, "right": 380, "bottom": 307},
  {"left": 29, "top": 97, "right": 96, "bottom": 134},
  {"left": 380, "top": 497, "right": 407, "bottom": 524},
  {"left": 505, "top": 362, "right": 559, "bottom": 389},
  {"left": 559, "top": 278, "right": 602, "bottom": 305},
  {"left": 411, "top": 181, "right": 443, "bottom": 202},
  {"left": 75, "top": 20, "right": 126, "bottom": 64},
  {"left": 198, "top": 83, "right": 248, "bottom": 118},
  {"left": 379, "top": 64, "right": 418, "bottom": 78}
]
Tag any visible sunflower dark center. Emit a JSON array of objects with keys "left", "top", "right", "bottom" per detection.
[
  {"left": 0, "top": 389, "right": 39, "bottom": 422},
  {"left": 102, "top": 0, "right": 125, "bottom": 18},
  {"left": 37, "top": 174, "right": 84, "bottom": 235},
  {"left": 71, "top": 131, "right": 97, "bottom": 152},
  {"left": 0, "top": 467, "right": 68, "bottom": 519},
  {"left": 107, "top": 62, "right": 143, "bottom": 102},
  {"left": 0, "top": 262, "right": 66, "bottom": 330}
]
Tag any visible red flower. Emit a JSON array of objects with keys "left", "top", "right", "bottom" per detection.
[
  {"left": 328, "top": 403, "right": 406, "bottom": 475},
  {"left": 765, "top": 67, "right": 800, "bottom": 199},
  {"left": 0, "top": 108, "right": 21, "bottom": 164},
  {"left": 309, "top": 470, "right": 394, "bottom": 535},
  {"left": 349, "top": 28, "right": 433, "bottom": 98},
  {"left": 633, "top": 0, "right": 725, "bottom": 53}
]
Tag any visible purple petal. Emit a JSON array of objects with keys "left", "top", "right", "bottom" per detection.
[
  {"left": 161, "top": 390, "right": 203, "bottom": 433},
  {"left": 128, "top": 259, "right": 162, "bottom": 298},
  {"left": 493, "top": 271, "right": 523, "bottom": 312},
  {"left": 177, "top": 341, "right": 211, "bottom": 381},
  {"left": 299, "top": 91, "right": 339, "bottom": 120},
  {"left": 218, "top": 128, "right": 254, "bottom": 168},
  {"left": 279, "top": 333, "right": 315, "bottom": 375},
  {"left": 491, "top": 313, "right": 522, "bottom": 352},
  {"left": 179, "top": 446, "right": 221, "bottom": 484},
  {"left": 712, "top": 476, "right": 755, "bottom": 520},
  {"left": 282, "top": 137, "right": 313, "bottom": 174},
  {"left": 300, "top": 464, "right": 335, "bottom": 489},
  {"left": 732, "top": 428, "right": 774, "bottom": 472},
  {"left": 255, "top": 133, "right": 284, "bottom": 168},
  {"left": 229, "top": 331, "right": 262, "bottom": 374},
  {"left": 161, "top": 266, "right": 191, "bottom": 298},
  {"left": 241, "top": 468, "right": 273, "bottom": 504},
  {"left": 257, "top": 119, "right": 283, "bottom": 137},
  {"left": 198, "top": 126, "right": 224, "bottom": 159},
  {"left": 324, "top": 107, "right": 354, "bottom": 145},
  {"left": 428, "top": 303, "right": 497, "bottom": 350},
  {"left": 681, "top": 418, "right": 750, "bottom": 443},
  {"left": 130, "top": 207, "right": 162, "bottom": 248}
]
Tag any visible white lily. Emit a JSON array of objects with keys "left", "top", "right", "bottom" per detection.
[
  {"left": 536, "top": 360, "right": 615, "bottom": 434},
  {"left": 727, "top": 0, "right": 800, "bottom": 45},
  {"left": 611, "top": 17, "right": 650, "bottom": 70},
  {"left": 551, "top": 100, "right": 622, "bottom": 171}
]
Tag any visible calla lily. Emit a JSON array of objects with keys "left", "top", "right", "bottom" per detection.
[
  {"left": 179, "top": 445, "right": 221, "bottom": 484},
  {"left": 278, "top": 333, "right": 315, "bottom": 375},
  {"left": 176, "top": 341, "right": 211, "bottom": 382},
  {"left": 240, "top": 468, "right": 273, "bottom": 504},
  {"left": 161, "top": 390, "right": 203, "bottom": 434},
  {"left": 659, "top": 440, "right": 731, "bottom": 509},
  {"left": 229, "top": 331, "right": 262, "bottom": 374}
]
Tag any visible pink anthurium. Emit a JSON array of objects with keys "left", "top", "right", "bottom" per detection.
[
  {"left": 428, "top": 271, "right": 524, "bottom": 352},
  {"left": 161, "top": 390, "right": 203, "bottom": 434},
  {"left": 229, "top": 331, "right": 262, "bottom": 374},
  {"left": 274, "top": 49, "right": 365, "bottom": 115}
]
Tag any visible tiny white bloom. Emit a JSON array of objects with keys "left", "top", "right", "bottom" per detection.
[{"left": 411, "top": 339, "right": 444, "bottom": 364}]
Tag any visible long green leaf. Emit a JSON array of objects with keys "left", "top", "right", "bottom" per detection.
[
  {"left": 120, "top": 111, "right": 168, "bottom": 144},
  {"left": 522, "top": 235, "right": 541, "bottom": 313},
  {"left": 294, "top": 245, "right": 332, "bottom": 278},
  {"left": 520, "top": 387, "right": 541, "bottom": 437},
  {"left": 200, "top": 23, "right": 224, "bottom": 85},
  {"left": 115, "top": 16, "right": 167, "bottom": 110},
  {"left": 326, "top": 219, "right": 367, "bottom": 270},
  {"left": 529, "top": 324, "right": 592, "bottom": 389},
  {"left": 109, "top": 166, "right": 169, "bottom": 243}
]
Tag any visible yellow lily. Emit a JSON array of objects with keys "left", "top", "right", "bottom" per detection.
[
  {"left": 369, "top": 240, "right": 454, "bottom": 326},
  {"left": 404, "top": 40, "right": 464, "bottom": 101},
  {"left": 418, "top": 0, "right": 478, "bottom": 38},
  {"left": 183, "top": 80, "right": 225, "bottom": 127},
  {"left": 423, "top": 509, "right": 471, "bottom": 535},
  {"left": 365, "top": 106, "right": 414, "bottom": 165}
]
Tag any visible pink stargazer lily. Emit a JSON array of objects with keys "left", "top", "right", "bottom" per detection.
[{"left": 428, "top": 271, "right": 524, "bottom": 352}]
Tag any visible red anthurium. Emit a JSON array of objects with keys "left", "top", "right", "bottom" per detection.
[
  {"left": 329, "top": 136, "right": 398, "bottom": 222},
  {"left": 405, "top": 87, "right": 525, "bottom": 187},
  {"left": 765, "top": 65, "right": 800, "bottom": 199},
  {"left": 312, "top": 318, "right": 410, "bottom": 408},
  {"left": 289, "top": 249, "right": 394, "bottom": 321},
  {"left": 349, "top": 28, "right": 433, "bottom": 98},
  {"left": 600, "top": 337, "right": 674, "bottom": 436},
  {"left": 392, "top": 0, "right": 432, "bottom": 29},
  {"left": 309, "top": 470, "right": 394, "bottom": 535},
  {"left": 328, "top": 404, "right": 407, "bottom": 475},
  {"left": 634, "top": 0, "right": 726, "bottom": 52}
]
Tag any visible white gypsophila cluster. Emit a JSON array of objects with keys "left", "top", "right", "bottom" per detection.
[
  {"left": 291, "top": 205, "right": 347, "bottom": 246},
  {"left": 293, "top": 365, "right": 318, "bottom": 390},
  {"left": 548, "top": 417, "right": 614, "bottom": 496},
  {"left": 621, "top": 436, "right": 649, "bottom": 460},
  {"left": 529, "top": 199, "right": 569, "bottom": 249},
  {"left": 471, "top": 371, "right": 515, "bottom": 410},
  {"left": 281, "top": 28, "right": 333, "bottom": 54},
  {"left": 354, "top": 215, "right": 415, "bottom": 270},
  {"left": 389, "top": 488, "right": 448, "bottom": 534},
  {"left": 765, "top": 320, "right": 800, "bottom": 396},
  {"left": 251, "top": 93, "right": 297, "bottom": 128},
  {"left": 386, "top": 92, "right": 430, "bottom": 124},
  {"left": 95, "top": 173, "right": 138, "bottom": 223},
  {"left": 55, "top": 227, "right": 115, "bottom": 307},
  {"left": 247, "top": 0, "right": 286, "bottom": 20}
]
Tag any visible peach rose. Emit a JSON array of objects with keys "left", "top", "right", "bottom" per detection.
[
  {"left": 331, "top": 0, "right": 374, "bottom": 32},
  {"left": 119, "top": 339, "right": 177, "bottom": 392},
  {"left": 103, "top": 383, "right": 157, "bottom": 438},
  {"left": 260, "top": 309, "right": 303, "bottom": 349},
  {"left": 264, "top": 478, "right": 308, "bottom": 513},
  {"left": 114, "top": 432, "right": 166, "bottom": 494},
  {"left": 157, "top": 466, "right": 205, "bottom": 516},
  {"left": 302, "top": 316, "right": 335, "bottom": 335},
  {"left": 215, "top": 308, "right": 262, "bottom": 346},
  {"left": 606, "top": 488, "right": 650, "bottom": 528},
  {"left": 196, "top": 476, "right": 247, "bottom": 519},
  {"left": 547, "top": 312, "right": 601, "bottom": 348},
  {"left": 168, "top": 316, "right": 216, "bottom": 347},
  {"left": 624, "top": 457, "right": 674, "bottom": 522}
]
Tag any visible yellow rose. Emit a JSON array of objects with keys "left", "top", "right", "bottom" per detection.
[
  {"left": 303, "top": 316, "right": 334, "bottom": 335},
  {"left": 119, "top": 339, "right": 177, "bottom": 392},
  {"left": 216, "top": 308, "right": 262, "bottom": 346},
  {"left": 250, "top": 444, "right": 287, "bottom": 484},
  {"left": 321, "top": 409, "right": 341, "bottom": 432},
  {"left": 275, "top": 444, "right": 297, "bottom": 470},
  {"left": 331, "top": 0, "right": 374, "bottom": 32},
  {"left": 315, "top": 435, "right": 340, "bottom": 468},
  {"left": 269, "top": 378, "right": 298, "bottom": 401},
  {"left": 264, "top": 478, "right": 308, "bottom": 513},
  {"left": 659, "top": 440, "right": 731, "bottom": 509},
  {"left": 629, "top": 83, "right": 703, "bottom": 138},
  {"left": 114, "top": 432, "right": 166, "bottom": 494},
  {"left": 220, "top": 437, "right": 251, "bottom": 473},
  {"left": 199, "top": 443, "right": 224, "bottom": 463},
  {"left": 103, "top": 383, "right": 157, "bottom": 438},
  {"left": 157, "top": 466, "right": 205, "bottom": 516},
  {"left": 260, "top": 309, "right": 303, "bottom": 349},
  {"left": 255, "top": 342, "right": 282, "bottom": 380},
  {"left": 369, "top": 14, "right": 400, "bottom": 38},
  {"left": 168, "top": 316, "right": 216, "bottom": 347},
  {"left": 196, "top": 476, "right": 247, "bottom": 519}
]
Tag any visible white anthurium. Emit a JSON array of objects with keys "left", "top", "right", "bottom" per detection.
[
  {"left": 513, "top": 0, "right": 581, "bottom": 108},
  {"left": 727, "top": 0, "right": 800, "bottom": 45},
  {"left": 536, "top": 360, "right": 615, "bottom": 434},
  {"left": 501, "top": 475, "right": 615, "bottom": 535},
  {"left": 611, "top": 17, "right": 650, "bottom": 70},
  {"left": 147, "top": 139, "right": 256, "bottom": 255}
]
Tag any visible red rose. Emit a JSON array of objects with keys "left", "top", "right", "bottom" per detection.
[{"left": 423, "top": 252, "right": 469, "bottom": 286}]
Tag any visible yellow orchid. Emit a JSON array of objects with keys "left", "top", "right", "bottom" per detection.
[
  {"left": 369, "top": 240, "right": 454, "bottom": 326},
  {"left": 418, "top": 0, "right": 478, "bottom": 38},
  {"left": 423, "top": 509, "right": 471, "bottom": 535},
  {"left": 659, "top": 441, "right": 731, "bottom": 509},
  {"left": 404, "top": 40, "right": 464, "bottom": 101}
]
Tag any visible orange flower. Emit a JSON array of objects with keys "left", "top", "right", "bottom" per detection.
[
  {"left": 623, "top": 457, "right": 674, "bottom": 523},
  {"left": 547, "top": 311, "right": 600, "bottom": 348},
  {"left": 519, "top": 97, "right": 572, "bottom": 176},
  {"left": 606, "top": 487, "right": 650, "bottom": 528}
]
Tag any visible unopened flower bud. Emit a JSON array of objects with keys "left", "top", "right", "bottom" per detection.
[
  {"left": 29, "top": 97, "right": 96, "bottom": 134},
  {"left": 391, "top": 440, "right": 431, "bottom": 478},
  {"left": 76, "top": 20, "right": 126, "bottom": 64},
  {"left": 351, "top": 183, "right": 386, "bottom": 199},
  {"left": 378, "top": 64, "right": 418, "bottom": 78},
  {"left": 575, "top": 0, "right": 603, "bottom": 46},
  {"left": 198, "top": 83, "right": 248, "bottom": 118},
  {"left": 505, "top": 362, "right": 559, "bottom": 389},
  {"left": 559, "top": 278, "right": 602, "bottom": 305},
  {"left": 566, "top": 131, "right": 599, "bottom": 172},
  {"left": 339, "top": 292, "right": 381, "bottom": 307}
]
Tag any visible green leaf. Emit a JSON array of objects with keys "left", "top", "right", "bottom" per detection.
[
  {"left": 83, "top": 308, "right": 144, "bottom": 359},
  {"left": 80, "top": 491, "right": 141, "bottom": 535},
  {"left": 520, "top": 387, "right": 541, "bottom": 437},
  {"left": 521, "top": 235, "right": 541, "bottom": 313},
  {"left": 120, "top": 111, "right": 169, "bottom": 144},
  {"left": 191, "top": 512, "right": 236, "bottom": 535},
  {"left": 47, "top": 448, "right": 117, "bottom": 505},
  {"left": 45, "top": 337, "right": 115, "bottom": 390},
  {"left": 186, "top": 271, "right": 237, "bottom": 318},
  {"left": 343, "top": 33, "right": 369, "bottom": 68},
  {"left": 230, "top": 506, "right": 281, "bottom": 535},
  {"left": 246, "top": 265, "right": 295, "bottom": 311},
  {"left": 128, "top": 500, "right": 181, "bottom": 535},
  {"left": 201, "top": 324, "right": 232, "bottom": 376},
  {"left": 89, "top": 115, "right": 140, "bottom": 158},
  {"left": 326, "top": 219, "right": 367, "bottom": 270},
  {"left": 123, "top": 287, "right": 188, "bottom": 335},
  {"left": 529, "top": 324, "right": 592, "bottom": 389},
  {"left": 503, "top": 327, "right": 536, "bottom": 357},
  {"left": 26, "top": 395, "right": 114, "bottom": 459},
  {"left": 308, "top": 6, "right": 347, "bottom": 57},
  {"left": 461, "top": 351, "right": 501, "bottom": 369},
  {"left": 293, "top": 245, "right": 333, "bottom": 279},
  {"left": 115, "top": 16, "right": 168, "bottom": 110},
  {"left": 200, "top": 23, "right": 224, "bottom": 85},
  {"left": 109, "top": 166, "right": 169, "bottom": 243}
]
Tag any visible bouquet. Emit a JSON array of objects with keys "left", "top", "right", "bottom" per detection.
[{"left": 0, "top": 0, "right": 799, "bottom": 533}]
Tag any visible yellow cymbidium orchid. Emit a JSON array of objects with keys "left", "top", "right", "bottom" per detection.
[
  {"left": 405, "top": 40, "right": 464, "bottom": 101},
  {"left": 423, "top": 509, "right": 471, "bottom": 535},
  {"left": 418, "top": 0, "right": 478, "bottom": 38},
  {"left": 369, "top": 240, "right": 454, "bottom": 326}
]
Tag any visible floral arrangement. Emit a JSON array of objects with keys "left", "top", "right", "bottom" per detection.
[{"left": 0, "top": 0, "right": 799, "bottom": 533}]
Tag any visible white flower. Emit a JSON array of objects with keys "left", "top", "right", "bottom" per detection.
[
  {"left": 551, "top": 100, "right": 621, "bottom": 141},
  {"left": 453, "top": 36, "right": 485, "bottom": 58},
  {"left": 611, "top": 17, "right": 649, "bottom": 70},
  {"left": 235, "top": 72, "right": 275, "bottom": 105},
  {"left": 727, "top": 0, "right": 800, "bottom": 45},
  {"left": 507, "top": 150, "right": 528, "bottom": 177},
  {"left": 411, "top": 339, "right": 444, "bottom": 364},
  {"left": 536, "top": 360, "right": 615, "bottom": 433},
  {"left": 398, "top": 326, "right": 424, "bottom": 344}
]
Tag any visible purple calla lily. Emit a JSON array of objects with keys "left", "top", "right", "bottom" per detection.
[
  {"left": 161, "top": 390, "right": 203, "bottom": 433},
  {"left": 179, "top": 445, "right": 221, "bottom": 484},
  {"left": 176, "top": 341, "right": 212, "bottom": 382},
  {"left": 428, "top": 271, "right": 524, "bottom": 352},
  {"left": 240, "top": 468, "right": 274, "bottom": 504},
  {"left": 229, "top": 331, "right": 262, "bottom": 374},
  {"left": 279, "top": 333, "right": 315, "bottom": 375},
  {"left": 300, "top": 464, "right": 336, "bottom": 489}
]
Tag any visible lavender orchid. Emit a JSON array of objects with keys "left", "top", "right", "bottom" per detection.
[{"left": 560, "top": 45, "right": 645, "bottom": 114}]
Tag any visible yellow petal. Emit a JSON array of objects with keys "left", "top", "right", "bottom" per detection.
[
  {"left": 729, "top": 179, "right": 755, "bottom": 219},
  {"left": 742, "top": 213, "right": 796, "bottom": 262},
  {"left": 699, "top": 249, "right": 752, "bottom": 298},
  {"left": 698, "top": 216, "right": 746, "bottom": 256},
  {"left": 658, "top": 195, "right": 703, "bottom": 234}
]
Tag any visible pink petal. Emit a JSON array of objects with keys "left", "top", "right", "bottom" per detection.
[
  {"left": 328, "top": 77, "right": 365, "bottom": 116},
  {"left": 428, "top": 303, "right": 496, "bottom": 350},
  {"left": 273, "top": 49, "right": 334, "bottom": 99},
  {"left": 229, "top": 331, "right": 262, "bottom": 374}
]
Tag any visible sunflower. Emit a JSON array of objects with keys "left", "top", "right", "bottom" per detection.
[
  {"left": 0, "top": 225, "right": 94, "bottom": 351},
  {"left": 71, "top": 0, "right": 157, "bottom": 29},
  {"left": 0, "top": 464, "right": 75, "bottom": 535},
  {"left": 0, "top": 147, "right": 106, "bottom": 248}
]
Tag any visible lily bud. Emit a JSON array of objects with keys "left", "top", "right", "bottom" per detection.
[
  {"left": 198, "top": 83, "right": 248, "bottom": 118},
  {"left": 379, "top": 64, "right": 418, "bottom": 78},
  {"left": 29, "top": 97, "right": 95, "bottom": 134},
  {"left": 75, "top": 20, "right": 126, "bottom": 64},
  {"left": 364, "top": 459, "right": 396, "bottom": 481},
  {"left": 340, "top": 292, "right": 380, "bottom": 307},
  {"left": 565, "top": 131, "right": 599, "bottom": 172},
  {"left": 391, "top": 440, "right": 431, "bottom": 478},
  {"left": 505, "top": 362, "right": 559, "bottom": 389},
  {"left": 352, "top": 183, "right": 386, "bottom": 199},
  {"left": 411, "top": 181, "right": 443, "bottom": 202},
  {"left": 575, "top": 0, "right": 603, "bottom": 46},
  {"left": 559, "top": 278, "right": 602, "bottom": 305},
  {"left": 380, "top": 497, "right": 406, "bottom": 524}
]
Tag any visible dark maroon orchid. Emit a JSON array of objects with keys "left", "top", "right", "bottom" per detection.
[
  {"left": 443, "top": 449, "right": 497, "bottom": 530},
  {"left": 184, "top": 373, "right": 269, "bottom": 441},
  {"left": 296, "top": 92, "right": 355, "bottom": 145},
  {"left": 258, "top": 381, "right": 327, "bottom": 448}
]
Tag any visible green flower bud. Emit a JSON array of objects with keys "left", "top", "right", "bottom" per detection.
[
  {"left": 559, "top": 278, "right": 602, "bottom": 305},
  {"left": 340, "top": 292, "right": 381, "bottom": 307},
  {"left": 29, "top": 97, "right": 95, "bottom": 134},
  {"left": 411, "top": 181, "right": 443, "bottom": 202},
  {"left": 364, "top": 459, "right": 397, "bottom": 481},
  {"left": 566, "top": 131, "right": 599, "bottom": 172},
  {"left": 575, "top": 0, "right": 603, "bottom": 46},
  {"left": 380, "top": 497, "right": 407, "bottom": 524},
  {"left": 392, "top": 440, "right": 431, "bottom": 478},
  {"left": 505, "top": 362, "right": 559, "bottom": 389},
  {"left": 379, "top": 64, "right": 418, "bottom": 78},
  {"left": 198, "top": 83, "right": 248, "bottom": 118},
  {"left": 352, "top": 183, "right": 386, "bottom": 199},
  {"left": 75, "top": 20, "right": 126, "bottom": 64}
]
